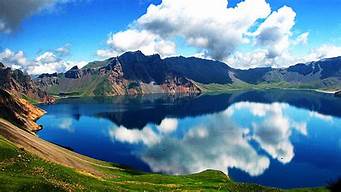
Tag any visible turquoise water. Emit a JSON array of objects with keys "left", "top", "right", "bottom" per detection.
[{"left": 37, "top": 90, "right": 341, "bottom": 188}]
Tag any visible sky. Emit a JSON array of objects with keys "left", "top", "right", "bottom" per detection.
[{"left": 0, "top": 0, "right": 341, "bottom": 74}]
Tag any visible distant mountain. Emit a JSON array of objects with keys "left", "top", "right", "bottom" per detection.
[
  {"left": 232, "top": 57, "right": 341, "bottom": 89},
  {"left": 34, "top": 51, "right": 341, "bottom": 96}
]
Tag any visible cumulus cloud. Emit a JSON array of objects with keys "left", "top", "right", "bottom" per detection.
[
  {"left": 0, "top": 0, "right": 78, "bottom": 33},
  {"left": 96, "top": 0, "right": 320, "bottom": 69},
  {"left": 231, "top": 102, "right": 307, "bottom": 164},
  {"left": 157, "top": 118, "right": 178, "bottom": 134},
  {"left": 0, "top": 45, "right": 87, "bottom": 75},
  {"left": 140, "top": 115, "right": 270, "bottom": 176},
  {"left": 254, "top": 6, "right": 296, "bottom": 58},
  {"left": 98, "top": 0, "right": 275, "bottom": 60},
  {"left": 108, "top": 102, "right": 312, "bottom": 176},
  {"left": 0, "top": 48, "right": 27, "bottom": 69},
  {"left": 97, "top": 29, "right": 176, "bottom": 58},
  {"left": 109, "top": 126, "right": 160, "bottom": 146},
  {"left": 226, "top": 42, "right": 341, "bottom": 69},
  {"left": 226, "top": 49, "right": 298, "bottom": 69},
  {"left": 137, "top": 0, "right": 271, "bottom": 60},
  {"left": 302, "top": 44, "right": 341, "bottom": 62}
]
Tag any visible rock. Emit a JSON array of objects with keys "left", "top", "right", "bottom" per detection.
[
  {"left": 65, "top": 66, "right": 82, "bottom": 79},
  {"left": 0, "top": 62, "right": 5, "bottom": 69},
  {"left": 0, "top": 89, "right": 46, "bottom": 132},
  {"left": 0, "top": 64, "right": 48, "bottom": 101},
  {"left": 38, "top": 73, "right": 58, "bottom": 79},
  {"left": 335, "top": 91, "right": 341, "bottom": 97}
]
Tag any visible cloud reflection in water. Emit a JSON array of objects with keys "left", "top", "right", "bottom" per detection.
[{"left": 108, "top": 102, "right": 331, "bottom": 176}]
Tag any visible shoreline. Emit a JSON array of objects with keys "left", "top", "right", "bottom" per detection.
[
  {"left": 44, "top": 87, "right": 340, "bottom": 102},
  {"left": 0, "top": 118, "right": 329, "bottom": 191}
]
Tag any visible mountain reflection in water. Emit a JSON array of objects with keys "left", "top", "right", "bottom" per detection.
[{"left": 37, "top": 90, "right": 341, "bottom": 188}]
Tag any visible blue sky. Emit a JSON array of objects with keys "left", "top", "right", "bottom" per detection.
[{"left": 0, "top": 0, "right": 341, "bottom": 74}]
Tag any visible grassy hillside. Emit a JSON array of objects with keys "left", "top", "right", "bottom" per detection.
[
  {"left": 198, "top": 81, "right": 340, "bottom": 93},
  {"left": 47, "top": 74, "right": 109, "bottom": 97},
  {"left": 0, "top": 134, "right": 329, "bottom": 192}
]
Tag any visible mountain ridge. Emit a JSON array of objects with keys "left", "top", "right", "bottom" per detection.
[{"left": 24, "top": 51, "right": 341, "bottom": 96}]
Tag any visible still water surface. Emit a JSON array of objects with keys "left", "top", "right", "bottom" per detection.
[{"left": 37, "top": 90, "right": 341, "bottom": 188}]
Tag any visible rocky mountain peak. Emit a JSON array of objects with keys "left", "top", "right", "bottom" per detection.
[
  {"left": 0, "top": 63, "right": 49, "bottom": 102},
  {"left": 65, "top": 65, "right": 82, "bottom": 79},
  {"left": 0, "top": 62, "right": 5, "bottom": 69}
]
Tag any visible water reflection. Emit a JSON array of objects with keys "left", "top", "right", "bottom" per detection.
[
  {"left": 109, "top": 102, "right": 316, "bottom": 176},
  {"left": 37, "top": 90, "right": 341, "bottom": 188}
]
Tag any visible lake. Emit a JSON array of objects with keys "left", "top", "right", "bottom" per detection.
[{"left": 37, "top": 90, "right": 341, "bottom": 189}]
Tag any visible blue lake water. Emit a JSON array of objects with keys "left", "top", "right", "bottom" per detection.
[{"left": 37, "top": 90, "right": 341, "bottom": 189}]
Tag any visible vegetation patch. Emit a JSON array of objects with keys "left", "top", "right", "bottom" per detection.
[{"left": 0, "top": 136, "right": 329, "bottom": 192}]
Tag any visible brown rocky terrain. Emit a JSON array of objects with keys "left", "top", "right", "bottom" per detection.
[
  {"left": 35, "top": 51, "right": 202, "bottom": 96},
  {"left": 0, "top": 89, "right": 45, "bottom": 132},
  {"left": 0, "top": 62, "right": 54, "bottom": 103}
]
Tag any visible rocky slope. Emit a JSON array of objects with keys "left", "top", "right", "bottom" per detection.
[
  {"left": 0, "top": 89, "right": 45, "bottom": 132},
  {"left": 36, "top": 51, "right": 201, "bottom": 96},
  {"left": 232, "top": 57, "right": 341, "bottom": 89},
  {"left": 35, "top": 51, "right": 341, "bottom": 96},
  {"left": 0, "top": 62, "right": 53, "bottom": 103}
]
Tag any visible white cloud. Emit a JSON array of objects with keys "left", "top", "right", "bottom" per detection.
[
  {"left": 254, "top": 6, "right": 296, "bottom": 58},
  {"left": 109, "top": 125, "right": 160, "bottom": 146},
  {"left": 231, "top": 102, "right": 307, "bottom": 164},
  {"left": 98, "top": 0, "right": 273, "bottom": 60},
  {"left": 294, "top": 32, "right": 309, "bottom": 45},
  {"left": 58, "top": 117, "right": 74, "bottom": 132},
  {"left": 302, "top": 44, "right": 341, "bottom": 62},
  {"left": 98, "top": 29, "right": 176, "bottom": 58},
  {"left": 55, "top": 43, "right": 71, "bottom": 57},
  {"left": 108, "top": 101, "right": 313, "bottom": 176},
  {"left": 227, "top": 49, "right": 302, "bottom": 69},
  {"left": 96, "top": 0, "right": 320, "bottom": 69},
  {"left": 0, "top": 49, "right": 27, "bottom": 68},
  {"left": 157, "top": 118, "right": 178, "bottom": 134},
  {"left": 140, "top": 115, "right": 270, "bottom": 176},
  {"left": 0, "top": 0, "right": 83, "bottom": 33},
  {"left": 309, "top": 111, "right": 333, "bottom": 122},
  {"left": 226, "top": 43, "right": 341, "bottom": 69},
  {"left": 137, "top": 0, "right": 271, "bottom": 60},
  {"left": 96, "top": 49, "right": 119, "bottom": 59},
  {"left": 0, "top": 47, "right": 87, "bottom": 75}
]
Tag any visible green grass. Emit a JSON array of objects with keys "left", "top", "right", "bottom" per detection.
[
  {"left": 21, "top": 94, "right": 39, "bottom": 105},
  {"left": 0, "top": 136, "right": 329, "bottom": 192},
  {"left": 47, "top": 75, "right": 109, "bottom": 97},
  {"left": 197, "top": 81, "right": 338, "bottom": 93}
]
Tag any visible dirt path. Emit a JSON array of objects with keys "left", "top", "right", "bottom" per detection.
[{"left": 0, "top": 118, "right": 119, "bottom": 178}]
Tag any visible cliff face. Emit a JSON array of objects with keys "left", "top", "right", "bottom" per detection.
[
  {"left": 35, "top": 51, "right": 341, "bottom": 96},
  {"left": 0, "top": 62, "right": 52, "bottom": 103},
  {"left": 36, "top": 52, "right": 201, "bottom": 96},
  {"left": 0, "top": 89, "right": 45, "bottom": 132}
]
